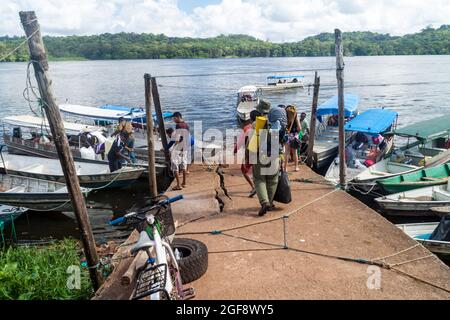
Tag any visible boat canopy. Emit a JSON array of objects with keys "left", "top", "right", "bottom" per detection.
[
  {"left": 267, "top": 75, "right": 305, "bottom": 80},
  {"left": 394, "top": 114, "right": 450, "bottom": 140},
  {"left": 59, "top": 104, "right": 146, "bottom": 122},
  {"left": 317, "top": 94, "right": 359, "bottom": 118},
  {"left": 345, "top": 108, "right": 398, "bottom": 134}
]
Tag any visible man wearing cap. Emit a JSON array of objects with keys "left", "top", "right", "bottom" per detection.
[{"left": 250, "top": 99, "right": 280, "bottom": 217}]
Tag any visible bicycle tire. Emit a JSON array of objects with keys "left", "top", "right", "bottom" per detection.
[{"left": 171, "top": 238, "right": 208, "bottom": 284}]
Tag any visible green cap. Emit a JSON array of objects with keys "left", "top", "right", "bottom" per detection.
[{"left": 256, "top": 99, "right": 271, "bottom": 114}]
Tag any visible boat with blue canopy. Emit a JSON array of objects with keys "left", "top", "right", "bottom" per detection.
[
  {"left": 311, "top": 93, "right": 360, "bottom": 169},
  {"left": 257, "top": 75, "right": 304, "bottom": 92},
  {"left": 99, "top": 105, "right": 174, "bottom": 128},
  {"left": 325, "top": 108, "right": 398, "bottom": 184}
]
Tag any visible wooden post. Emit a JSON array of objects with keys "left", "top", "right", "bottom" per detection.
[
  {"left": 150, "top": 77, "right": 170, "bottom": 164},
  {"left": 335, "top": 29, "right": 346, "bottom": 189},
  {"left": 306, "top": 71, "right": 320, "bottom": 167},
  {"left": 19, "top": 11, "right": 102, "bottom": 290},
  {"left": 144, "top": 74, "right": 158, "bottom": 198}
]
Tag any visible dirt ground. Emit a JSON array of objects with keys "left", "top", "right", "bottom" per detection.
[
  {"left": 167, "top": 164, "right": 450, "bottom": 300},
  {"left": 95, "top": 164, "right": 450, "bottom": 300}
]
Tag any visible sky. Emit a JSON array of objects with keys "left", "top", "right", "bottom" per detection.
[{"left": 1, "top": 0, "right": 449, "bottom": 42}]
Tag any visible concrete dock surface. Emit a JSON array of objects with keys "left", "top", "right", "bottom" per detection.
[{"left": 96, "top": 164, "right": 450, "bottom": 300}]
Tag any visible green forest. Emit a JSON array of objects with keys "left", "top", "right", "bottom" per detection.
[{"left": 1, "top": 25, "right": 449, "bottom": 62}]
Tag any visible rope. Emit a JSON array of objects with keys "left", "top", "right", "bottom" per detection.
[
  {"left": 372, "top": 243, "right": 421, "bottom": 262},
  {"left": 0, "top": 29, "right": 40, "bottom": 62},
  {"left": 156, "top": 68, "right": 334, "bottom": 78}
]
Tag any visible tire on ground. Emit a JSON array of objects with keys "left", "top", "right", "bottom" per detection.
[{"left": 172, "top": 238, "right": 208, "bottom": 284}]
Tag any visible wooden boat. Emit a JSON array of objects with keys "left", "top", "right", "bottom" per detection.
[
  {"left": 397, "top": 220, "right": 450, "bottom": 261},
  {"left": 312, "top": 93, "right": 359, "bottom": 169},
  {"left": 0, "top": 153, "right": 145, "bottom": 189},
  {"left": 236, "top": 86, "right": 261, "bottom": 122},
  {"left": 350, "top": 114, "right": 450, "bottom": 191},
  {"left": 0, "top": 174, "right": 90, "bottom": 211},
  {"left": 59, "top": 104, "right": 147, "bottom": 123},
  {"left": 256, "top": 75, "right": 304, "bottom": 92},
  {"left": 375, "top": 181, "right": 450, "bottom": 215},
  {"left": 325, "top": 108, "right": 398, "bottom": 184},
  {"left": 0, "top": 205, "right": 28, "bottom": 230},
  {"left": 377, "top": 163, "right": 450, "bottom": 194}
]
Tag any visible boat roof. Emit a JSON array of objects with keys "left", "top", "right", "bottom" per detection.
[
  {"left": 317, "top": 94, "right": 359, "bottom": 118},
  {"left": 238, "top": 86, "right": 258, "bottom": 93},
  {"left": 345, "top": 108, "right": 398, "bottom": 134},
  {"left": 2, "top": 115, "right": 101, "bottom": 136},
  {"left": 394, "top": 114, "right": 450, "bottom": 140},
  {"left": 59, "top": 104, "right": 146, "bottom": 122},
  {"left": 267, "top": 75, "right": 305, "bottom": 79}
]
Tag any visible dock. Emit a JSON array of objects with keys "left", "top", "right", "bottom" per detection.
[{"left": 95, "top": 164, "right": 450, "bottom": 300}]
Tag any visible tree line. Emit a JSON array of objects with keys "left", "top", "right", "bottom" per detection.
[{"left": 1, "top": 25, "right": 449, "bottom": 62}]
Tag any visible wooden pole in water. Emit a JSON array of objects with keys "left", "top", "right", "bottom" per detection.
[
  {"left": 306, "top": 71, "right": 320, "bottom": 167},
  {"left": 151, "top": 77, "right": 170, "bottom": 164},
  {"left": 144, "top": 74, "right": 158, "bottom": 198},
  {"left": 19, "top": 11, "right": 102, "bottom": 290},
  {"left": 335, "top": 29, "right": 346, "bottom": 189}
]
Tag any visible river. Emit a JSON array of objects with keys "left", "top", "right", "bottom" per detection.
[{"left": 0, "top": 55, "right": 449, "bottom": 243}]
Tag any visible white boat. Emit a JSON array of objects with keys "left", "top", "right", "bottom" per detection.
[
  {"left": 236, "top": 86, "right": 261, "bottom": 122},
  {"left": 0, "top": 153, "right": 145, "bottom": 189},
  {"left": 349, "top": 114, "right": 450, "bottom": 191},
  {"left": 59, "top": 104, "right": 147, "bottom": 123},
  {"left": 256, "top": 75, "right": 304, "bottom": 92},
  {"left": 0, "top": 174, "right": 90, "bottom": 211},
  {"left": 2, "top": 115, "right": 101, "bottom": 136},
  {"left": 397, "top": 220, "right": 450, "bottom": 261},
  {"left": 375, "top": 180, "right": 450, "bottom": 215},
  {"left": 325, "top": 108, "right": 398, "bottom": 184},
  {"left": 0, "top": 205, "right": 28, "bottom": 228},
  {"left": 312, "top": 93, "right": 359, "bottom": 169}
]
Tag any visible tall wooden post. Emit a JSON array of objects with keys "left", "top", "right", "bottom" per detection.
[
  {"left": 19, "top": 11, "right": 102, "bottom": 290},
  {"left": 150, "top": 77, "right": 170, "bottom": 164},
  {"left": 306, "top": 71, "right": 320, "bottom": 167},
  {"left": 144, "top": 74, "right": 158, "bottom": 198},
  {"left": 335, "top": 29, "right": 346, "bottom": 189}
]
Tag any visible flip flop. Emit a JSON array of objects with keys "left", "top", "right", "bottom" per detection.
[{"left": 172, "top": 186, "right": 182, "bottom": 191}]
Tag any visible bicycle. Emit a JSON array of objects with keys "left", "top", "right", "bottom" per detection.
[{"left": 109, "top": 194, "right": 203, "bottom": 300}]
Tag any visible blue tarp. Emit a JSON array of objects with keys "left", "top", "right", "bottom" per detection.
[
  {"left": 344, "top": 108, "right": 398, "bottom": 134},
  {"left": 267, "top": 75, "right": 305, "bottom": 79},
  {"left": 316, "top": 94, "right": 359, "bottom": 118}
]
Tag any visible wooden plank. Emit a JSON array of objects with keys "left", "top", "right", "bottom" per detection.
[
  {"left": 306, "top": 71, "right": 320, "bottom": 167},
  {"left": 144, "top": 74, "right": 158, "bottom": 197},
  {"left": 335, "top": 29, "right": 346, "bottom": 189}
]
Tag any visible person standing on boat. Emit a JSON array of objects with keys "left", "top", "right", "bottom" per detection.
[
  {"left": 250, "top": 100, "right": 280, "bottom": 217},
  {"left": 107, "top": 132, "right": 130, "bottom": 172},
  {"left": 298, "top": 112, "right": 310, "bottom": 160},
  {"left": 123, "top": 133, "right": 137, "bottom": 164}
]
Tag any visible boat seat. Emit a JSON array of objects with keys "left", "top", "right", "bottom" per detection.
[
  {"left": 131, "top": 231, "right": 156, "bottom": 255},
  {"left": 433, "top": 190, "right": 450, "bottom": 201},
  {"left": 5, "top": 186, "right": 27, "bottom": 193}
]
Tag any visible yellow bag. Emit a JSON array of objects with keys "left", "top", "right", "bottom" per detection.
[{"left": 248, "top": 116, "right": 267, "bottom": 153}]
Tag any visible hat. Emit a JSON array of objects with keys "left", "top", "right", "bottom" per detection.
[{"left": 256, "top": 99, "right": 271, "bottom": 114}]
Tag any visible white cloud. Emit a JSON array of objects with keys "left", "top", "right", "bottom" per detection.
[{"left": 0, "top": 0, "right": 449, "bottom": 42}]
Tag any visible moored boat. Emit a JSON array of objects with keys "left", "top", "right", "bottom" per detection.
[
  {"left": 377, "top": 163, "right": 450, "bottom": 194},
  {"left": 375, "top": 180, "right": 450, "bottom": 215},
  {"left": 0, "top": 174, "right": 90, "bottom": 211},
  {"left": 325, "top": 108, "right": 398, "bottom": 184},
  {"left": 312, "top": 93, "right": 359, "bottom": 169},
  {"left": 236, "top": 86, "right": 261, "bottom": 122},
  {"left": 0, "top": 205, "right": 28, "bottom": 231},
  {"left": 397, "top": 215, "right": 450, "bottom": 261},
  {"left": 0, "top": 153, "right": 145, "bottom": 189}
]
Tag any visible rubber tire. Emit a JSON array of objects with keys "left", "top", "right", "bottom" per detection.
[{"left": 171, "top": 238, "right": 208, "bottom": 284}]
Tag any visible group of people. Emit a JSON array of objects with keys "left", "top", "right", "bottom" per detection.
[{"left": 234, "top": 100, "right": 310, "bottom": 217}]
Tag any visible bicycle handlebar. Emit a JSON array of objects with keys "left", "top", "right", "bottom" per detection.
[{"left": 108, "top": 195, "right": 184, "bottom": 226}]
